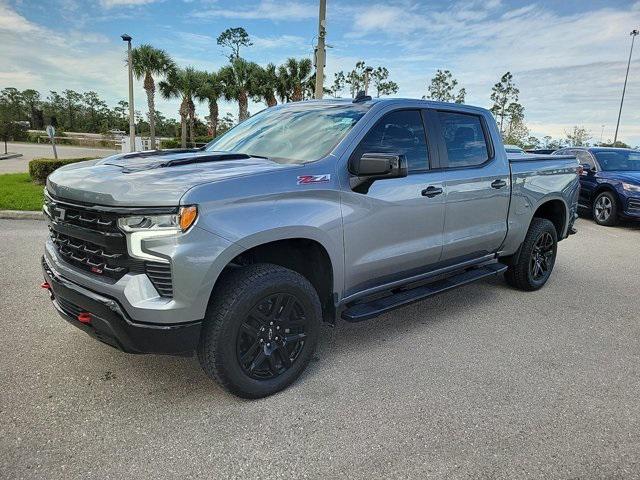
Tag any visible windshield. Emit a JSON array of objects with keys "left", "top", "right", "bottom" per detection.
[
  {"left": 205, "top": 103, "right": 370, "bottom": 164},
  {"left": 594, "top": 150, "right": 640, "bottom": 171}
]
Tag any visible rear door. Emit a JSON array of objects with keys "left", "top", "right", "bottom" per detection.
[
  {"left": 341, "top": 109, "right": 445, "bottom": 296},
  {"left": 431, "top": 109, "right": 511, "bottom": 262}
]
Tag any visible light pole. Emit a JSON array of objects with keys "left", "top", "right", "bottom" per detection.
[
  {"left": 314, "top": 0, "right": 326, "bottom": 99},
  {"left": 613, "top": 29, "right": 639, "bottom": 145},
  {"left": 121, "top": 33, "right": 135, "bottom": 152}
]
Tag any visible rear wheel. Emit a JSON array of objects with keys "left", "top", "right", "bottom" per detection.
[
  {"left": 592, "top": 191, "right": 619, "bottom": 226},
  {"left": 197, "top": 263, "right": 321, "bottom": 399},
  {"left": 504, "top": 218, "right": 558, "bottom": 291}
]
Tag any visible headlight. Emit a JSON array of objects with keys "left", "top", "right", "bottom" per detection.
[
  {"left": 118, "top": 206, "right": 198, "bottom": 263},
  {"left": 622, "top": 182, "right": 640, "bottom": 193},
  {"left": 118, "top": 206, "right": 198, "bottom": 233}
]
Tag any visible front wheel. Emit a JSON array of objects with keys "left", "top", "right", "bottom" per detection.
[
  {"left": 198, "top": 263, "right": 321, "bottom": 399},
  {"left": 504, "top": 218, "right": 558, "bottom": 291},
  {"left": 592, "top": 191, "right": 619, "bottom": 226}
]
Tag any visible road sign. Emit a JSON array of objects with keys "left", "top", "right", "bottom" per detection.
[{"left": 46, "top": 125, "right": 58, "bottom": 159}]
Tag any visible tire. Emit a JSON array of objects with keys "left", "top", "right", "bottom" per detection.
[
  {"left": 504, "top": 218, "right": 558, "bottom": 291},
  {"left": 592, "top": 191, "right": 619, "bottom": 226},
  {"left": 197, "top": 263, "right": 321, "bottom": 399}
]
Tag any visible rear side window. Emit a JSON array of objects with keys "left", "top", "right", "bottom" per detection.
[
  {"left": 437, "top": 111, "right": 490, "bottom": 168},
  {"left": 353, "top": 110, "right": 429, "bottom": 172}
]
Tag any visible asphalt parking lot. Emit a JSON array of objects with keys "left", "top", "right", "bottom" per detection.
[{"left": 1, "top": 217, "right": 639, "bottom": 479}]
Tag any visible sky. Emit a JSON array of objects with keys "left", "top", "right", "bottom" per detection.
[{"left": 1, "top": 0, "right": 640, "bottom": 144}]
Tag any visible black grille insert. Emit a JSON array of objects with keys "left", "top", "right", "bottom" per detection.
[{"left": 145, "top": 262, "right": 173, "bottom": 297}]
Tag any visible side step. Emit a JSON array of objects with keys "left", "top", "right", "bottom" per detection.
[{"left": 341, "top": 262, "right": 507, "bottom": 322}]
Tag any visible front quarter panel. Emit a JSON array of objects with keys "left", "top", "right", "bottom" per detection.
[{"left": 180, "top": 158, "right": 345, "bottom": 296}]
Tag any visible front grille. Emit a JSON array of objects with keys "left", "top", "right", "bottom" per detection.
[
  {"left": 628, "top": 199, "right": 640, "bottom": 213},
  {"left": 45, "top": 193, "right": 173, "bottom": 297},
  {"left": 49, "top": 228, "right": 141, "bottom": 279}
]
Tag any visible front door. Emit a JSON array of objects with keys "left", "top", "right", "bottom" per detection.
[
  {"left": 433, "top": 109, "right": 510, "bottom": 262},
  {"left": 341, "top": 109, "right": 445, "bottom": 297}
]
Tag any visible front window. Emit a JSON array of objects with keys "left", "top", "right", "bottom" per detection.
[
  {"left": 594, "top": 150, "right": 640, "bottom": 171},
  {"left": 205, "top": 103, "right": 370, "bottom": 164}
]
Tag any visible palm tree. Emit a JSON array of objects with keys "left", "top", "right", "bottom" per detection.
[
  {"left": 130, "top": 44, "right": 175, "bottom": 150},
  {"left": 253, "top": 63, "right": 279, "bottom": 107},
  {"left": 277, "top": 58, "right": 313, "bottom": 102},
  {"left": 219, "top": 57, "right": 261, "bottom": 121},
  {"left": 195, "top": 70, "right": 224, "bottom": 139},
  {"left": 159, "top": 67, "right": 200, "bottom": 148}
]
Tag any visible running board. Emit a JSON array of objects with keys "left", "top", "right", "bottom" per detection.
[{"left": 341, "top": 263, "right": 507, "bottom": 322}]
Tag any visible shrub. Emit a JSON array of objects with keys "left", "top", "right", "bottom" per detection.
[
  {"left": 28, "top": 157, "right": 96, "bottom": 184},
  {"left": 160, "top": 139, "right": 180, "bottom": 149},
  {"left": 160, "top": 136, "right": 213, "bottom": 149}
]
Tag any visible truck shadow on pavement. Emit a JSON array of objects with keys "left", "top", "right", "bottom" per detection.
[{"left": 62, "top": 276, "right": 511, "bottom": 402}]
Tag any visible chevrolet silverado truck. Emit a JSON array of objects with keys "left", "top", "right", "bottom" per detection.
[{"left": 41, "top": 97, "right": 579, "bottom": 398}]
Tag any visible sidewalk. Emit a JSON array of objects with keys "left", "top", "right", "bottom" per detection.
[
  {"left": 0, "top": 142, "right": 116, "bottom": 174},
  {"left": 0, "top": 153, "right": 23, "bottom": 160}
]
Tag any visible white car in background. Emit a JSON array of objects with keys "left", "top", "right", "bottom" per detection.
[{"left": 504, "top": 144, "right": 527, "bottom": 157}]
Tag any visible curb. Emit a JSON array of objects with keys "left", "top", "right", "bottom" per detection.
[
  {"left": 0, "top": 210, "right": 44, "bottom": 220},
  {"left": 0, "top": 153, "right": 23, "bottom": 160}
]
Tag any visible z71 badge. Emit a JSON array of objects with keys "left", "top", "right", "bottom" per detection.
[{"left": 297, "top": 174, "right": 330, "bottom": 185}]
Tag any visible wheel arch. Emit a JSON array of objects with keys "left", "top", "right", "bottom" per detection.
[
  {"left": 532, "top": 198, "right": 568, "bottom": 239},
  {"left": 592, "top": 184, "right": 621, "bottom": 208},
  {"left": 211, "top": 232, "right": 339, "bottom": 324}
]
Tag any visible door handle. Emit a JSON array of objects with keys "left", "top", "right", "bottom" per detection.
[
  {"left": 491, "top": 179, "right": 507, "bottom": 189},
  {"left": 421, "top": 186, "right": 443, "bottom": 198}
]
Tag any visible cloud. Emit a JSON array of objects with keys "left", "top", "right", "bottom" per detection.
[
  {"left": 193, "top": 0, "right": 316, "bottom": 21},
  {"left": 337, "top": 1, "right": 640, "bottom": 143},
  {"left": 99, "top": 0, "right": 160, "bottom": 7}
]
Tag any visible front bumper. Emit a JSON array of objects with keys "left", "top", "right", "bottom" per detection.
[
  {"left": 622, "top": 196, "right": 640, "bottom": 219},
  {"left": 42, "top": 257, "right": 201, "bottom": 355}
]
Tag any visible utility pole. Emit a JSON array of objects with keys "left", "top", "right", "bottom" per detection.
[
  {"left": 614, "top": 29, "right": 638, "bottom": 145},
  {"left": 121, "top": 33, "right": 136, "bottom": 152},
  {"left": 314, "top": 0, "right": 326, "bottom": 100}
]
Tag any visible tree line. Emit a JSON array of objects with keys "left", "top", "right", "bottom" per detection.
[{"left": 1, "top": 26, "right": 632, "bottom": 150}]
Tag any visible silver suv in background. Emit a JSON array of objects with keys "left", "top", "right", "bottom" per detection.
[{"left": 42, "top": 97, "right": 579, "bottom": 397}]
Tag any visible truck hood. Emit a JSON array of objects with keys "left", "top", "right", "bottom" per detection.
[{"left": 46, "top": 149, "right": 296, "bottom": 207}]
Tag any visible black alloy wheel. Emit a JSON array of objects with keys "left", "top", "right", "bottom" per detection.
[
  {"left": 236, "top": 293, "right": 308, "bottom": 380},
  {"left": 503, "top": 218, "right": 558, "bottom": 291},
  {"left": 529, "top": 231, "right": 555, "bottom": 282}
]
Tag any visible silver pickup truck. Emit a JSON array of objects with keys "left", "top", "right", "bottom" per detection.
[{"left": 42, "top": 97, "right": 579, "bottom": 398}]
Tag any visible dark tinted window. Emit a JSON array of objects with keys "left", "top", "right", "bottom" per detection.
[
  {"left": 593, "top": 150, "right": 640, "bottom": 171},
  {"left": 437, "top": 111, "right": 490, "bottom": 168},
  {"left": 354, "top": 110, "right": 428, "bottom": 171}
]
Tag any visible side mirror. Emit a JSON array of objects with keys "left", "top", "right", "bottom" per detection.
[
  {"left": 581, "top": 163, "right": 595, "bottom": 174},
  {"left": 349, "top": 153, "right": 408, "bottom": 179}
]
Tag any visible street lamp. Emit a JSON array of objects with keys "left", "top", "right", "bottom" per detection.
[
  {"left": 613, "top": 29, "right": 639, "bottom": 145},
  {"left": 121, "top": 33, "right": 135, "bottom": 152}
]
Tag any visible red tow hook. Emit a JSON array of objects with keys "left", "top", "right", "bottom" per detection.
[
  {"left": 77, "top": 312, "right": 92, "bottom": 324},
  {"left": 40, "top": 282, "right": 51, "bottom": 290}
]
